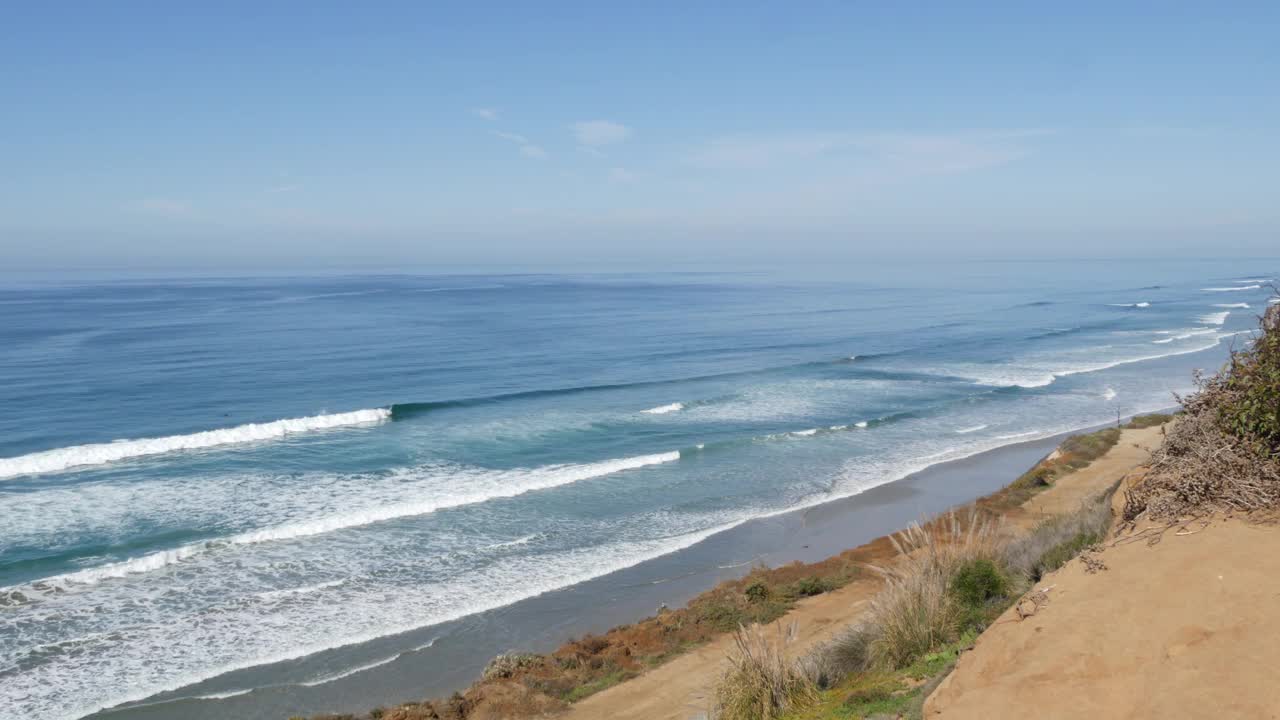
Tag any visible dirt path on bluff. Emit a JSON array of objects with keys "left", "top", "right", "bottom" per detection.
[
  {"left": 563, "top": 425, "right": 1167, "bottom": 720},
  {"left": 925, "top": 514, "right": 1280, "bottom": 719}
]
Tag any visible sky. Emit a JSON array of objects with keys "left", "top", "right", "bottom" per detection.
[{"left": 2, "top": 2, "right": 1278, "bottom": 271}]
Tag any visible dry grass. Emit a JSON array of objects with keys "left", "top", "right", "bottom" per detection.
[
  {"left": 862, "top": 511, "right": 1003, "bottom": 669},
  {"left": 714, "top": 622, "right": 819, "bottom": 720},
  {"left": 1003, "top": 483, "right": 1115, "bottom": 582},
  {"left": 1124, "top": 302, "right": 1280, "bottom": 523}
]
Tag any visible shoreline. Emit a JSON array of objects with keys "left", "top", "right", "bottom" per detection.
[{"left": 94, "top": 409, "right": 1175, "bottom": 720}]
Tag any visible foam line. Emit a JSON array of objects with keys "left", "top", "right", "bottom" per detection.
[
  {"left": 0, "top": 409, "right": 391, "bottom": 480},
  {"left": 1202, "top": 285, "right": 1260, "bottom": 292},
  {"left": 10, "top": 452, "right": 680, "bottom": 592}
]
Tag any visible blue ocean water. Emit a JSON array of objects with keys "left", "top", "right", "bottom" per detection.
[{"left": 0, "top": 260, "right": 1274, "bottom": 719}]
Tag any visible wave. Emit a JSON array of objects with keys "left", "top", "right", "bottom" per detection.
[
  {"left": 965, "top": 331, "right": 1233, "bottom": 388},
  {"left": 1213, "top": 303, "right": 1250, "bottom": 309},
  {"left": 253, "top": 579, "right": 348, "bottom": 602},
  {"left": 12, "top": 401, "right": 1190, "bottom": 720},
  {"left": 0, "top": 409, "right": 391, "bottom": 480},
  {"left": 9, "top": 451, "right": 680, "bottom": 593},
  {"left": 1198, "top": 311, "right": 1230, "bottom": 325},
  {"left": 1107, "top": 302, "right": 1150, "bottom": 308},
  {"left": 1027, "top": 326, "right": 1081, "bottom": 340},
  {"left": 1202, "top": 285, "right": 1260, "bottom": 292},
  {"left": 1102, "top": 387, "right": 1117, "bottom": 401},
  {"left": 300, "top": 637, "right": 438, "bottom": 687},
  {"left": 995, "top": 430, "right": 1041, "bottom": 440},
  {"left": 1236, "top": 278, "right": 1270, "bottom": 283},
  {"left": 954, "top": 424, "right": 988, "bottom": 434},
  {"left": 641, "top": 402, "right": 684, "bottom": 415}
]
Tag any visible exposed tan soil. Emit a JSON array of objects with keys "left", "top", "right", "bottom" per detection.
[{"left": 925, "top": 513, "right": 1280, "bottom": 719}]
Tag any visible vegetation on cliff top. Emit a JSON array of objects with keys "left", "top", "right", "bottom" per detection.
[{"left": 1125, "top": 301, "right": 1280, "bottom": 522}]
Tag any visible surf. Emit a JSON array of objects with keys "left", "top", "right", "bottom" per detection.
[{"left": 0, "top": 409, "right": 391, "bottom": 480}]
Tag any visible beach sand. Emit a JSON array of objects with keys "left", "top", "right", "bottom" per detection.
[
  {"left": 97, "top": 428, "right": 1090, "bottom": 720},
  {"left": 561, "top": 424, "right": 1167, "bottom": 720}
]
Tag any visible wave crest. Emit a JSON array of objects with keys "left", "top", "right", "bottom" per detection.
[{"left": 0, "top": 409, "right": 391, "bottom": 480}]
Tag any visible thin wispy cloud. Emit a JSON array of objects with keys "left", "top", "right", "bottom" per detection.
[
  {"left": 571, "top": 120, "right": 632, "bottom": 147},
  {"left": 471, "top": 107, "right": 499, "bottom": 121},
  {"left": 608, "top": 167, "right": 635, "bottom": 183},
  {"left": 491, "top": 129, "right": 548, "bottom": 159}
]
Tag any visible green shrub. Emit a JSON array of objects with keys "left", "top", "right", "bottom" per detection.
[
  {"left": 1219, "top": 320, "right": 1280, "bottom": 457},
  {"left": 949, "top": 558, "right": 1008, "bottom": 610},
  {"left": 745, "top": 580, "right": 771, "bottom": 603},
  {"left": 1123, "top": 413, "right": 1174, "bottom": 429},
  {"left": 1034, "top": 530, "right": 1101, "bottom": 579},
  {"left": 790, "top": 576, "right": 834, "bottom": 597}
]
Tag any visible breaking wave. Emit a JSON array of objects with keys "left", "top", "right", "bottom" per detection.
[
  {"left": 5, "top": 451, "right": 680, "bottom": 593},
  {"left": 0, "top": 409, "right": 391, "bottom": 480},
  {"left": 641, "top": 402, "right": 684, "bottom": 415}
]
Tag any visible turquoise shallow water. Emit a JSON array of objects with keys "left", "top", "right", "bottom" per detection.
[{"left": 0, "top": 260, "right": 1274, "bottom": 718}]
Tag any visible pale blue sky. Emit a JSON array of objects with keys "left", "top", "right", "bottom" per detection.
[{"left": 2, "top": 2, "right": 1278, "bottom": 270}]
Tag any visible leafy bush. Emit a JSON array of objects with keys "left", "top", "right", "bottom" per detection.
[
  {"left": 745, "top": 580, "right": 771, "bottom": 602},
  {"left": 1219, "top": 309, "right": 1280, "bottom": 457},
  {"left": 790, "top": 576, "right": 835, "bottom": 597},
  {"left": 949, "top": 558, "right": 1008, "bottom": 610},
  {"left": 1124, "top": 303, "right": 1280, "bottom": 521},
  {"left": 482, "top": 652, "right": 541, "bottom": 680}
]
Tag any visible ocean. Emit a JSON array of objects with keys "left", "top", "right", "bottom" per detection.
[{"left": 1, "top": 260, "right": 1274, "bottom": 719}]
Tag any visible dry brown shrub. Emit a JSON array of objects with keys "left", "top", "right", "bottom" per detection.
[{"left": 1123, "top": 302, "right": 1280, "bottom": 523}]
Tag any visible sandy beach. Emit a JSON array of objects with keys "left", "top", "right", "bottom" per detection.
[{"left": 93, "top": 424, "right": 1127, "bottom": 720}]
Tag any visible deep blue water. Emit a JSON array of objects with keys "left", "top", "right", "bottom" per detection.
[{"left": 1, "top": 261, "right": 1275, "bottom": 718}]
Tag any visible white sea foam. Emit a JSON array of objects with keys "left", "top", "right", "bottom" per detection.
[
  {"left": 954, "top": 424, "right": 988, "bottom": 434},
  {"left": 1213, "top": 303, "right": 1250, "bottom": 309},
  {"left": 10, "top": 451, "right": 681, "bottom": 592},
  {"left": 299, "top": 637, "right": 438, "bottom": 688},
  {"left": 1198, "top": 311, "right": 1230, "bottom": 325},
  {"left": 829, "top": 424, "right": 848, "bottom": 431},
  {"left": 792, "top": 428, "right": 818, "bottom": 437},
  {"left": 5, "top": 396, "right": 1203, "bottom": 720},
  {"left": 1108, "top": 302, "right": 1150, "bottom": 308},
  {"left": 1102, "top": 387, "right": 1117, "bottom": 401},
  {"left": 1237, "top": 278, "right": 1270, "bottom": 283},
  {"left": 1202, "top": 285, "right": 1260, "bottom": 292},
  {"left": 854, "top": 421, "right": 869, "bottom": 428},
  {"left": 917, "top": 447, "right": 958, "bottom": 461},
  {"left": 641, "top": 402, "right": 684, "bottom": 415},
  {"left": 485, "top": 535, "right": 538, "bottom": 550},
  {"left": 253, "top": 579, "right": 347, "bottom": 601},
  {"left": 191, "top": 688, "right": 256, "bottom": 700},
  {"left": 0, "top": 408, "right": 392, "bottom": 480},
  {"left": 995, "top": 430, "right": 1041, "bottom": 440},
  {"left": 5, "top": 516, "right": 748, "bottom": 720}
]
